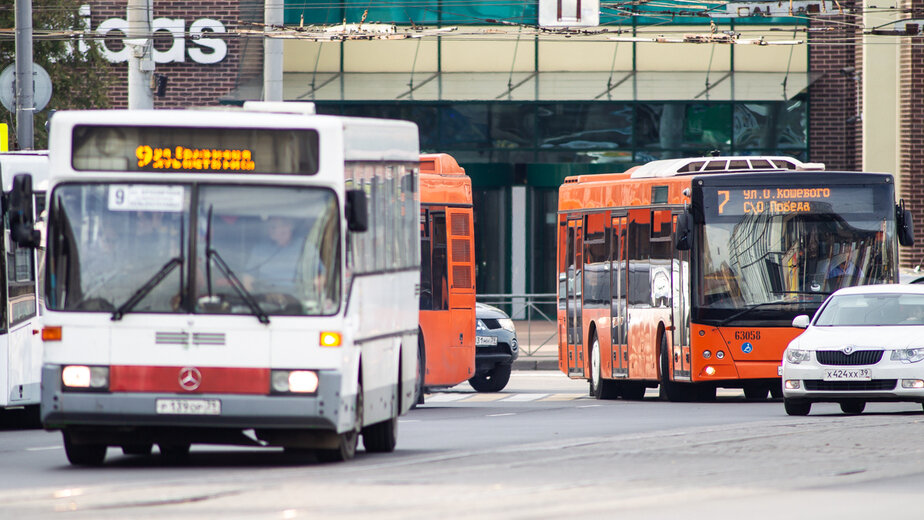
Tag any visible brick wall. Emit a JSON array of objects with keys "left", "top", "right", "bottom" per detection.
[
  {"left": 88, "top": 0, "right": 263, "bottom": 108},
  {"left": 808, "top": 2, "right": 862, "bottom": 171},
  {"left": 900, "top": 1, "right": 924, "bottom": 267}
]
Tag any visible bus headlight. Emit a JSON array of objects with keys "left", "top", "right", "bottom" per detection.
[
  {"left": 271, "top": 370, "right": 319, "bottom": 394},
  {"left": 61, "top": 365, "right": 109, "bottom": 391},
  {"left": 786, "top": 349, "right": 812, "bottom": 364}
]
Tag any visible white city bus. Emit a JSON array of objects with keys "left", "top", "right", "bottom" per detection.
[
  {"left": 0, "top": 151, "right": 48, "bottom": 420},
  {"left": 11, "top": 104, "right": 420, "bottom": 465}
]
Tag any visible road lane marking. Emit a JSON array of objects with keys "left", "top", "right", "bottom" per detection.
[
  {"left": 27, "top": 446, "right": 62, "bottom": 451},
  {"left": 543, "top": 393, "right": 585, "bottom": 401},
  {"left": 464, "top": 393, "right": 508, "bottom": 402},
  {"left": 425, "top": 393, "right": 472, "bottom": 403},
  {"left": 486, "top": 413, "right": 516, "bottom": 417},
  {"left": 503, "top": 393, "right": 550, "bottom": 402}
]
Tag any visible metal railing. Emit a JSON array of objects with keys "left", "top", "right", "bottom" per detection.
[{"left": 475, "top": 293, "right": 556, "bottom": 356}]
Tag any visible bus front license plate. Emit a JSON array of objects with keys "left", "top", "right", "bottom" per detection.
[
  {"left": 823, "top": 368, "right": 872, "bottom": 381},
  {"left": 475, "top": 336, "right": 498, "bottom": 346},
  {"left": 156, "top": 399, "right": 221, "bottom": 415}
]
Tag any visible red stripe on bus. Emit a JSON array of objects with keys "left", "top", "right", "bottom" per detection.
[{"left": 109, "top": 366, "right": 270, "bottom": 394}]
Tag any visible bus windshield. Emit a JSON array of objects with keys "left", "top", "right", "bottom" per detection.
[
  {"left": 46, "top": 184, "right": 340, "bottom": 316},
  {"left": 696, "top": 182, "right": 895, "bottom": 324}
]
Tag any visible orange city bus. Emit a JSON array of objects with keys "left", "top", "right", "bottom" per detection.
[
  {"left": 557, "top": 156, "right": 915, "bottom": 401},
  {"left": 416, "top": 153, "right": 476, "bottom": 398}
]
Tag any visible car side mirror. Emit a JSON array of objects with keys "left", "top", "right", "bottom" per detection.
[
  {"left": 345, "top": 189, "right": 368, "bottom": 232},
  {"left": 792, "top": 315, "right": 810, "bottom": 329},
  {"left": 9, "top": 174, "right": 40, "bottom": 248},
  {"left": 675, "top": 210, "right": 693, "bottom": 251}
]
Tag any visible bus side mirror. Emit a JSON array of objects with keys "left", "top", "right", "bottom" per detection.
[
  {"left": 346, "top": 189, "right": 368, "bottom": 232},
  {"left": 9, "top": 174, "right": 40, "bottom": 248},
  {"left": 792, "top": 315, "right": 810, "bottom": 329},
  {"left": 675, "top": 211, "right": 693, "bottom": 251},
  {"left": 897, "top": 201, "right": 915, "bottom": 246}
]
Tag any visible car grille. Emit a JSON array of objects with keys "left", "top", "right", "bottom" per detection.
[
  {"left": 815, "top": 350, "right": 883, "bottom": 366},
  {"left": 481, "top": 318, "right": 502, "bottom": 330},
  {"left": 803, "top": 379, "right": 897, "bottom": 391},
  {"left": 476, "top": 343, "right": 513, "bottom": 355}
]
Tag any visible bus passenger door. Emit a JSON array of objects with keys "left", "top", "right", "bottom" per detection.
[
  {"left": 566, "top": 218, "right": 584, "bottom": 377},
  {"left": 446, "top": 208, "right": 476, "bottom": 379},
  {"left": 671, "top": 214, "right": 691, "bottom": 380},
  {"left": 610, "top": 216, "right": 628, "bottom": 377}
]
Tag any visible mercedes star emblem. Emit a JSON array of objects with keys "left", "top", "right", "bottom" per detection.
[{"left": 178, "top": 367, "right": 202, "bottom": 391}]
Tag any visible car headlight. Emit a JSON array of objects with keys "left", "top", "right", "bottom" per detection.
[
  {"left": 498, "top": 318, "right": 516, "bottom": 333},
  {"left": 891, "top": 348, "right": 924, "bottom": 363},
  {"left": 786, "top": 349, "right": 812, "bottom": 364},
  {"left": 476, "top": 319, "right": 488, "bottom": 331}
]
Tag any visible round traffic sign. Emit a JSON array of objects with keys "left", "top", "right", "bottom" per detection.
[{"left": 0, "top": 64, "right": 53, "bottom": 112}]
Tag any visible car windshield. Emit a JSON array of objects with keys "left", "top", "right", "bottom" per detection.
[
  {"left": 815, "top": 293, "right": 924, "bottom": 326},
  {"left": 45, "top": 183, "right": 340, "bottom": 316}
]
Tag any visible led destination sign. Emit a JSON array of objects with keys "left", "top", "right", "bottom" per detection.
[
  {"left": 72, "top": 125, "right": 319, "bottom": 175},
  {"left": 705, "top": 186, "right": 877, "bottom": 218},
  {"left": 135, "top": 145, "right": 256, "bottom": 172}
]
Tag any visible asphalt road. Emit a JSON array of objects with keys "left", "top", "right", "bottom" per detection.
[{"left": 2, "top": 371, "right": 924, "bottom": 519}]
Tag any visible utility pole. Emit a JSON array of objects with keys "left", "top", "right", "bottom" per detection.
[
  {"left": 264, "top": 0, "right": 284, "bottom": 101},
  {"left": 14, "top": 0, "right": 34, "bottom": 149},
  {"left": 126, "top": 0, "right": 154, "bottom": 109}
]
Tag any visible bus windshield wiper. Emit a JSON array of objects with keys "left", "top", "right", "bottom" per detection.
[
  {"left": 206, "top": 248, "right": 270, "bottom": 325},
  {"left": 717, "top": 300, "right": 814, "bottom": 327},
  {"left": 111, "top": 257, "right": 182, "bottom": 321},
  {"left": 203, "top": 205, "right": 269, "bottom": 325}
]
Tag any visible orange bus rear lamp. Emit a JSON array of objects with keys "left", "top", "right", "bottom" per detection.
[{"left": 704, "top": 366, "right": 716, "bottom": 376}]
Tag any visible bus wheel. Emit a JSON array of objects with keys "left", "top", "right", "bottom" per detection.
[
  {"left": 413, "top": 334, "right": 426, "bottom": 407},
  {"left": 317, "top": 382, "right": 362, "bottom": 462},
  {"left": 743, "top": 383, "right": 769, "bottom": 400},
  {"left": 63, "top": 431, "right": 107, "bottom": 466},
  {"left": 694, "top": 384, "right": 716, "bottom": 402},
  {"left": 159, "top": 443, "right": 191, "bottom": 464},
  {"left": 122, "top": 443, "right": 153, "bottom": 456},
  {"left": 469, "top": 364, "right": 512, "bottom": 392},
  {"left": 590, "top": 333, "right": 619, "bottom": 400},
  {"left": 362, "top": 415, "right": 398, "bottom": 453},
  {"left": 658, "top": 334, "right": 685, "bottom": 402},
  {"left": 840, "top": 401, "right": 866, "bottom": 415},
  {"left": 620, "top": 382, "right": 647, "bottom": 400},
  {"left": 784, "top": 398, "right": 812, "bottom": 416}
]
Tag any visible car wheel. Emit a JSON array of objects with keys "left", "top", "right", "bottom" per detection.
[
  {"left": 839, "top": 401, "right": 866, "bottom": 415},
  {"left": 469, "top": 364, "right": 512, "bottom": 392},
  {"left": 659, "top": 334, "right": 686, "bottom": 402},
  {"left": 589, "top": 333, "right": 619, "bottom": 400},
  {"left": 63, "top": 432, "right": 107, "bottom": 466},
  {"left": 784, "top": 398, "right": 811, "bottom": 416}
]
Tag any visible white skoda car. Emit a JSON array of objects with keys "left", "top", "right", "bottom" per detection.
[{"left": 782, "top": 284, "right": 924, "bottom": 416}]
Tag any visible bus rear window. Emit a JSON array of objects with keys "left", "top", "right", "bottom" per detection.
[{"left": 72, "top": 125, "right": 320, "bottom": 175}]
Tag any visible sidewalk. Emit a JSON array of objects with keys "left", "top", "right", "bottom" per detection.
[{"left": 511, "top": 320, "right": 559, "bottom": 371}]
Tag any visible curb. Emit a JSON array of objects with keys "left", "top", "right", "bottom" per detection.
[{"left": 512, "top": 357, "right": 559, "bottom": 371}]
